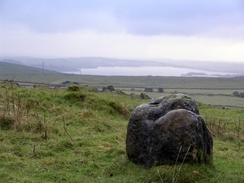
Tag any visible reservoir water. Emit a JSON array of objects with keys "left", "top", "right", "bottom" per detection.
[{"left": 64, "top": 66, "right": 235, "bottom": 77}]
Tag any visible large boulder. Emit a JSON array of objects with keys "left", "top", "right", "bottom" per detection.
[{"left": 126, "top": 94, "right": 213, "bottom": 167}]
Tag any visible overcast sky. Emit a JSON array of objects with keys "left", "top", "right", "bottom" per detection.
[{"left": 1, "top": 0, "right": 244, "bottom": 62}]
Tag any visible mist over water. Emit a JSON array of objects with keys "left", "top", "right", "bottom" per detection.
[{"left": 64, "top": 66, "right": 235, "bottom": 77}]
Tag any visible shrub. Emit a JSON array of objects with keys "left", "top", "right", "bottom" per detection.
[
  {"left": 67, "top": 85, "right": 80, "bottom": 92},
  {"left": 233, "top": 91, "right": 240, "bottom": 97},
  {"left": 62, "top": 81, "right": 71, "bottom": 84},
  {"left": 63, "top": 92, "right": 80, "bottom": 100}
]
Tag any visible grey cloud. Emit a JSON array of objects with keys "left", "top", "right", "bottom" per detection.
[
  {"left": 1, "top": 0, "right": 244, "bottom": 37},
  {"left": 114, "top": 0, "right": 244, "bottom": 36}
]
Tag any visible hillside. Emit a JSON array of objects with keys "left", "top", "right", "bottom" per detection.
[
  {"left": 0, "top": 61, "right": 65, "bottom": 83},
  {"left": 2, "top": 57, "right": 244, "bottom": 75},
  {"left": 0, "top": 83, "right": 243, "bottom": 182},
  {"left": 0, "top": 57, "right": 172, "bottom": 72}
]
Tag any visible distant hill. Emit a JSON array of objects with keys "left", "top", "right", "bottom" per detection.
[
  {"left": 0, "top": 61, "right": 60, "bottom": 76},
  {"left": 0, "top": 57, "right": 174, "bottom": 72},
  {"left": 0, "top": 61, "right": 65, "bottom": 83},
  {"left": 1, "top": 57, "right": 244, "bottom": 76},
  {"left": 0, "top": 59, "right": 23, "bottom": 65},
  {"left": 2, "top": 60, "right": 244, "bottom": 90},
  {"left": 155, "top": 59, "right": 244, "bottom": 75}
]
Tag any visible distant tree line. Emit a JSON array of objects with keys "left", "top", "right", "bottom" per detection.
[
  {"left": 232, "top": 91, "right": 244, "bottom": 98},
  {"left": 62, "top": 81, "right": 79, "bottom": 85}
]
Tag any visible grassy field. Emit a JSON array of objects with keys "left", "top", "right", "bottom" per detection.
[
  {"left": 121, "top": 87, "right": 244, "bottom": 109},
  {"left": 0, "top": 82, "right": 243, "bottom": 182},
  {"left": 2, "top": 61, "right": 244, "bottom": 109}
]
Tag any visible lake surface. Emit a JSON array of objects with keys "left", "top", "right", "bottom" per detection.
[{"left": 64, "top": 66, "right": 235, "bottom": 77}]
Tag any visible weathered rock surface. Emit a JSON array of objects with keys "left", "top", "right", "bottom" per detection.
[{"left": 126, "top": 94, "right": 213, "bottom": 167}]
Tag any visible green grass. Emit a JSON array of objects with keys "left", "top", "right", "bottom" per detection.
[{"left": 0, "top": 82, "right": 244, "bottom": 182}]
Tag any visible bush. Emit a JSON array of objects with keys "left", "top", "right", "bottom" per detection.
[
  {"left": 62, "top": 81, "right": 71, "bottom": 84},
  {"left": 233, "top": 91, "right": 240, "bottom": 97},
  {"left": 67, "top": 85, "right": 80, "bottom": 92}
]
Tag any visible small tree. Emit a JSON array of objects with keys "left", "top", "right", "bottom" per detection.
[
  {"left": 233, "top": 91, "right": 240, "bottom": 97},
  {"left": 239, "top": 92, "right": 244, "bottom": 98},
  {"left": 158, "top": 88, "right": 164, "bottom": 93}
]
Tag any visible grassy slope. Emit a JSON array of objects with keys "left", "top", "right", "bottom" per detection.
[
  {"left": 0, "top": 62, "right": 66, "bottom": 83},
  {"left": 0, "top": 83, "right": 243, "bottom": 183}
]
